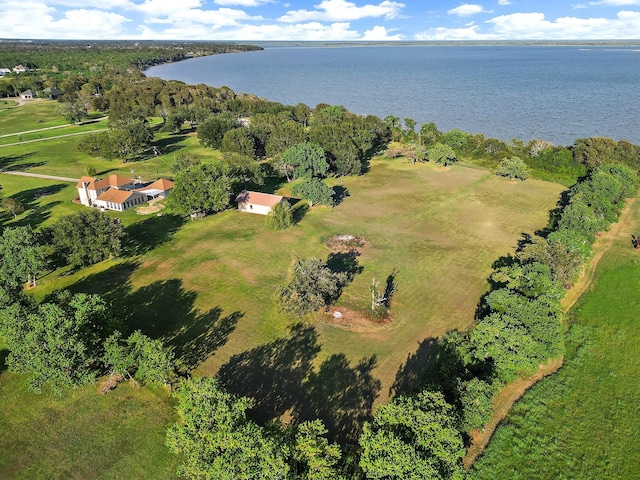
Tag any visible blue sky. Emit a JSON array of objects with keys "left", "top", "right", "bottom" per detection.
[{"left": 1, "top": 0, "right": 639, "bottom": 40}]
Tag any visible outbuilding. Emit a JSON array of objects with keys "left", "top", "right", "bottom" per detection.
[{"left": 235, "top": 190, "right": 286, "bottom": 215}]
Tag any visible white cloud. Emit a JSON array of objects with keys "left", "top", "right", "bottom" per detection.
[
  {"left": 362, "top": 25, "right": 403, "bottom": 39},
  {"left": 135, "top": 0, "right": 203, "bottom": 16},
  {"left": 213, "top": 0, "right": 272, "bottom": 6},
  {"left": 280, "top": 0, "right": 404, "bottom": 23},
  {"left": 448, "top": 4, "right": 492, "bottom": 17},
  {"left": 46, "top": 0, "right": 134, "bottom": 7},
  {"left": 497, "top": 0, "right": 511, "bottom": 5},
  {"left": 418, "top": 10, "right": 640, "bottom": 40},
  {"left": 208, "top": 21, "right": 363, "bottom": 40},
  {"left": 0, "top": 2, "right": 131, "bottom": 39}
]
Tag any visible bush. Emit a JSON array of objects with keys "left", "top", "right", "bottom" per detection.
[{"left": 267, "top": 200, "right": 293, "bottom": 230}]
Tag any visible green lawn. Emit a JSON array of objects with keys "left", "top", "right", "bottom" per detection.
[
  {"left": 0, "top": 373, "right": 179, "bottom": 480},
  {"left": 0, "top": 100, "right": 68, "bottom": 134},
  {"left": 470, "top": 199, "right": 640, "bottom": 480},
  {"left": 0, "top": 101, "right": 570, "bottom": 472},
  {"left": 0, "top": 120, "right": 108, "bottom": 146}
]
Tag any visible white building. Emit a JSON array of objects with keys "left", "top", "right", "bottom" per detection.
[{"left": 235, "top": 190, "right": 286, "bottom": 215}]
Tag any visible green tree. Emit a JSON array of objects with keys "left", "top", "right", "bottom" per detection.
[
  {"left": 277, "top": 258, "right": 348, "bottom": 316},
  {"left": 282, "top": 142, "right": 329, "bottom": 180},
  {"left": 292, "top": 420, "right": 343, "bottom": 480},
  {"left": 0, "top": 225, "right": 45, "bottom": 304},
  {"left": 170, "top": 163, "right": 233, "bottom": 218},
  {"left": 291, "top": 178, "right": 334, "bottom": 207},
  {"left": 2, "top": 197, "right": 24, "bottom": 218},
  {"left": 428, "top": 143, "right": 458, "bottom": 166},
  {"left": 171, "top": 151, "right": 201, "bottom": 174},
  {"left": 103, "top": 330, "right": 175, "bottom": 386},
  {"left": 166, "top": 376, "right": 290, "bottom": 480},
  {"left": 442, "top": 129, "right": 471, "bottom": 153},
  {"left": 109, "top": 119, "right": 154, "bottom": 161},
  {"left": 59, "top": 96, "right": 88, "bottom": 123},
  {"left": 221, "top": 127, "right": 257, "bottom": 158},
  {"left": 496, "top": 156, "right": 530, "bottom": 181},
  {"left": 572, "top": 136, "right": 617, "bottom": 167},
  {"left": 359, "top": 390, "right": 466, "bottom": 480},
  {"left": 49, "top": 210, "right": 125, "bottom": 267},
  {"left": 197, "top": 113, "right": 237, "bottom": 149},
  {"left": 420, "top": 122, "right": 441, "bottom": 146},
  {"left": 456, "top": 377, "right": 497, "bottom": 432},
  {"left": 0, "top": 291, "right": 112, "bottom": 393},
  {"left": 267, "top": 200, "right": 293, "bottom": 230}
]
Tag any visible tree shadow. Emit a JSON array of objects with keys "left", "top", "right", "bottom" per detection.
[
  {"left": 291, "top": 200, "right": 308, "bottom": 224},
  {"left": 218, "top": 323, "right": 321, "bottom": 422},
  {"left": 3, "top": 184, "right": 67, "bottom": 229},
  {"left": 0, "top": 348, "right": 8, "bottom": 374},
  {"left": 0, "top": 152, "right": 43, "bottom": 171},
  {"left": 536, "top": 188, "right": 572, "bottom": 237},
  {"left": 298, "top": 354, "right": 380, "bottom": 444},
  {"left": 327, "top": 250, "right": 363, "bottom": 283},
  {"left": 332, "top": 185, "right": 350, "bottom": 206},
  {"left": 218, "top": 323, "right": 381, "bottom": 446},
  {"left": 69, "top": 263, "right": 238, "bottom": 371},
  {"left": 124, "top": 213, "right": 184, "bottom": 255},
  {"left": 152, "top": 134, "right": 188, "bottom": 156},
  {"left": 391, "top": 335, "right": 474, "bottom": 400},
  {"left": 383, "top": 269, "right": 398, "bottom": 308}
]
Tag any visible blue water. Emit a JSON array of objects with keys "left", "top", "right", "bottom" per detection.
[{"left": 147, "top": 45, "right": 640, "bottom": 146}]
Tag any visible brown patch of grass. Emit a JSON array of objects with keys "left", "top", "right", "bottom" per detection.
[{"left": 322, "top": 306, "right": 393, "bottom": 332}]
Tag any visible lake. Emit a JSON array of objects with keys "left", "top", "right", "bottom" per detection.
[{"left": 147, "top": 45, "right": 640, "bottom": 146}]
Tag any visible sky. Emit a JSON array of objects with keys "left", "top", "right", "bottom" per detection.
[{"left": 1, "top": 0, "right": 640, "bottom": 41}]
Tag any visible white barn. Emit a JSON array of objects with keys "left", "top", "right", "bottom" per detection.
[{"left": 235, "top": 190, "right": 286, "bottom": 215}]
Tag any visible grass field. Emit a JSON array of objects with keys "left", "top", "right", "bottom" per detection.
[
  {"left": 0, "top": 100, "right": 68, "bottom": 134},
  {"left": 0, "top": 101, "right": 568, "bottom": 474},
  {"left": 470, "top": 199, "right": 640, "bottom": 479}
]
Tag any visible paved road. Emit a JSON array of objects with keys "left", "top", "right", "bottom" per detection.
[{"left": 0, "top": 170, "right": 79, "bottom": 182}]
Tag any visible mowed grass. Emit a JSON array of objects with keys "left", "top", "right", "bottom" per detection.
[
  {"left": 470, "top": 199, "right": 640, "bottom": 480},
  {"left": 0, "top": 100, "right": 68, "bottom": 134},
  {"left": 33, "top": 158, "right": 565, "bottom": 404},
  {"left": 0, "top": 120, "right": 108, "bottom": 146},
  {"left": 0, "top": 373, "right": 179, "bottom": 480}
]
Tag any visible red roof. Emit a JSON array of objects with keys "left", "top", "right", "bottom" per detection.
[
  {"left": 235, "top": 190, "right": 283, "bottom": 208},
  {"left": 97, "top": 188, "right": 139, "bottom": 204}
]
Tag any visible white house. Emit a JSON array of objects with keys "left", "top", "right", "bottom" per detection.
[
  {"left": 95, "top": 188, "right": 147, "bottom": 212},
  {"left": 0, "top": 68, "right": 10, "bottom": 77},
  {"left": 77, "top": 174, "right": 173, "bottom": 211},
  {"left": 12, "top": 65, "right": 27, "bottom": 74},
  {"left": 235, "top": 190, "right": 286, "bottom": 215},
  {"left": 19, "top": 89, "right": 36, "bottom": 99}
]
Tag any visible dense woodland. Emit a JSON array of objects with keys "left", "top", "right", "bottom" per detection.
[{"left": 1, "top": 42, "right": 639, "bottom": 479}]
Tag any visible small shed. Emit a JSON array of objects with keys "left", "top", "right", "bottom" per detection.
[
  {"left": 20, "top": 89, "right": 36, "bottom": 99},
  {"left": 235, "top": 190, "right": 285, "bottom": 215}
]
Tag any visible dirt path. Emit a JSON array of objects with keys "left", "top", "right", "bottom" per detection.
[
  {"left": 0, "top": 171, "right": 78, "bottom": 182},
  {"left": 463, "top": 197, "right": 636, "bottom": 470},
  {"left": 0, "top": 123, "right": 73, "bottom": 138},
  {"left": 0, "top": 128, "right": 108, "bottom": 148}
]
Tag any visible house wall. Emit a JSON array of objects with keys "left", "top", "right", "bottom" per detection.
[{"left": 238, "top": 202, "right": 276, "bottom": 215}]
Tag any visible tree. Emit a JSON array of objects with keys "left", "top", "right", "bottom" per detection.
[
  {"left": 166, "top": 376, "right": 291, "bottom": 480},
  {"left": 171, "top": 151, "right": 201, "bottom": 174},
  {"left": 59, "top": 96, "right": 88, "bottom": 123},
  {"left": 49, "top": 210, "right": 125, "bottom": 267},
  {"left": 277, "top": 258, "right": 348, "bottom": 316},
  {"left": 267, "top": 200, "right": 293, "bottom": 230},
  {"left": 103, "top": 330, "right": 175, "bottom": 386},
  {"left": 282, "top": 142, "right": 329, "bottom": 180},
  {"left": 359, "top": 390, "right": 466, "bottom": 480},
  {"left": 0, "top": 291, "right": 112, "bottom": 393},
  {"left": 197, "top": 113, "right": 237, "bottom": 149},
  {"left": 428, "top": 143, "right": 457, "bottom": 166},
  {"left": 0, "top": 226, "right": 45, "bottom": 304},
  {"left": 292, "top": 420, "right": 343, "bottom": 480},
  {"left": 109, "top": 119, "right": 154, "bottom": 161},
  {"left": 496, "top": 156, "right": 530, "bottom": 181},
  {"left": 221, "top": 127, "right": 257, "bottom": 158},
  {"left": 2, "top": 197, "right": 24, "bottom": 218},
  {"left": 291, "top": 178, "right": 334, "bottom": 207},
  {"left": 170, "top": 163, "right": 233, "bottom": 218},
  {"left": 420, "top": 122, "right": 441, "bottom": 146},
  {"left": 456, "top": 377, "right": 497, "bottom": 432}
]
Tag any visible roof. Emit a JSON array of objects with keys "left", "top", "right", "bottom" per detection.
[
  {"left": 96, "top": 188, "right": 141, "bottom": 204},
  {"left": 94, "top": 174, "right": 135, "bottom": 191},
  {"left": 76, "top": 175, "right": 97, "bottom": 189},
  {"left": 20, "top": 89, "right": 35, "bottom": 95},
  {"left": 144, "top": 178, "right": 174, "bottom": 191},
  {"left": 235, "top": 190, "right": 284, "bottom": 208}
]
